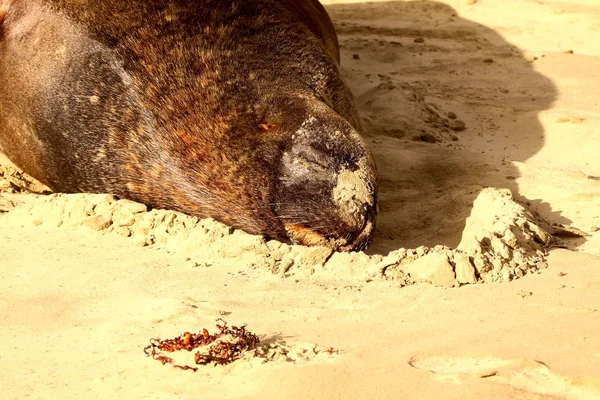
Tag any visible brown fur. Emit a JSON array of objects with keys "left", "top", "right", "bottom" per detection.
[{"left": 0, "top": 0, "right": 377, "bottom": 250}]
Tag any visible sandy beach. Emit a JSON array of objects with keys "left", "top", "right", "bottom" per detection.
[{"left": 1, "top": 0, "right": 600, "bottom": 399}]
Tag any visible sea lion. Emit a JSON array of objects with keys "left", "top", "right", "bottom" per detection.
[{"left": 0, "top": 0, "right": 377, "bottom": 251}]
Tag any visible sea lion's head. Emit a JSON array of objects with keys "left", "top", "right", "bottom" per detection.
[
  {"left": 268, "top": 98, "right": 378, "bottom": 252},
  {"left": 156, "top": 92, "right": 378, "bottom": 252},
  {"left": 0, "top": 0, "right": 377, "bottom": 251}
]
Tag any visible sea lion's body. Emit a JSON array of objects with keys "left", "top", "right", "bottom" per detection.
[{"left": 0, "top": 0, "right": 377, "bottom": 250}]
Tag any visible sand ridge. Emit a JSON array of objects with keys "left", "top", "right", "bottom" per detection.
[{"left": 1, "top": 164, "right": 556, "bottom": 287}]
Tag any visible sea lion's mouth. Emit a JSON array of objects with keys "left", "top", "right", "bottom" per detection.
[
  {"left": 284, "top": 223, "right": 329, "bottom": 247},
  {"left": 282, "top": 200, "right": 376, "bottom": 252}
]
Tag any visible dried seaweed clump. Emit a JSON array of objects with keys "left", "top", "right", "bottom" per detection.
[{"left": 144, "top": 319, "right": 260, "bottom": 371}]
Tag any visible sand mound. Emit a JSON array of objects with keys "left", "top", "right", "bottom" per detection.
[
  {"left": 0, "top": 161, "right": 50, "bottom": 195},
  {"left": 0, "top": 168, "right": 552, "bottom": 287}
]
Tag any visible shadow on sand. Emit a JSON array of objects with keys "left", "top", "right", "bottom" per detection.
[{"left": 325, "top": 1, "right": 564, "bottom": 254}]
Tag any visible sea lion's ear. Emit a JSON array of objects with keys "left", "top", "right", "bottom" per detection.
[{"left": 0, "top": 0, "right": 12, "bottom": 25}]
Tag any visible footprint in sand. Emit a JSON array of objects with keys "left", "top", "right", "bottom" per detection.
[{"left": 408, "top": 355, "right": 600, "bottom": 399}]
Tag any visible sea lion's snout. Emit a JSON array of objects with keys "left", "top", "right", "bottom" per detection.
[
  {"left": 272, "top": 113, "right": 378, "bottom": 252},
  {"left": 329, "top": 159, "right": 378, "bottom": 250}
]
